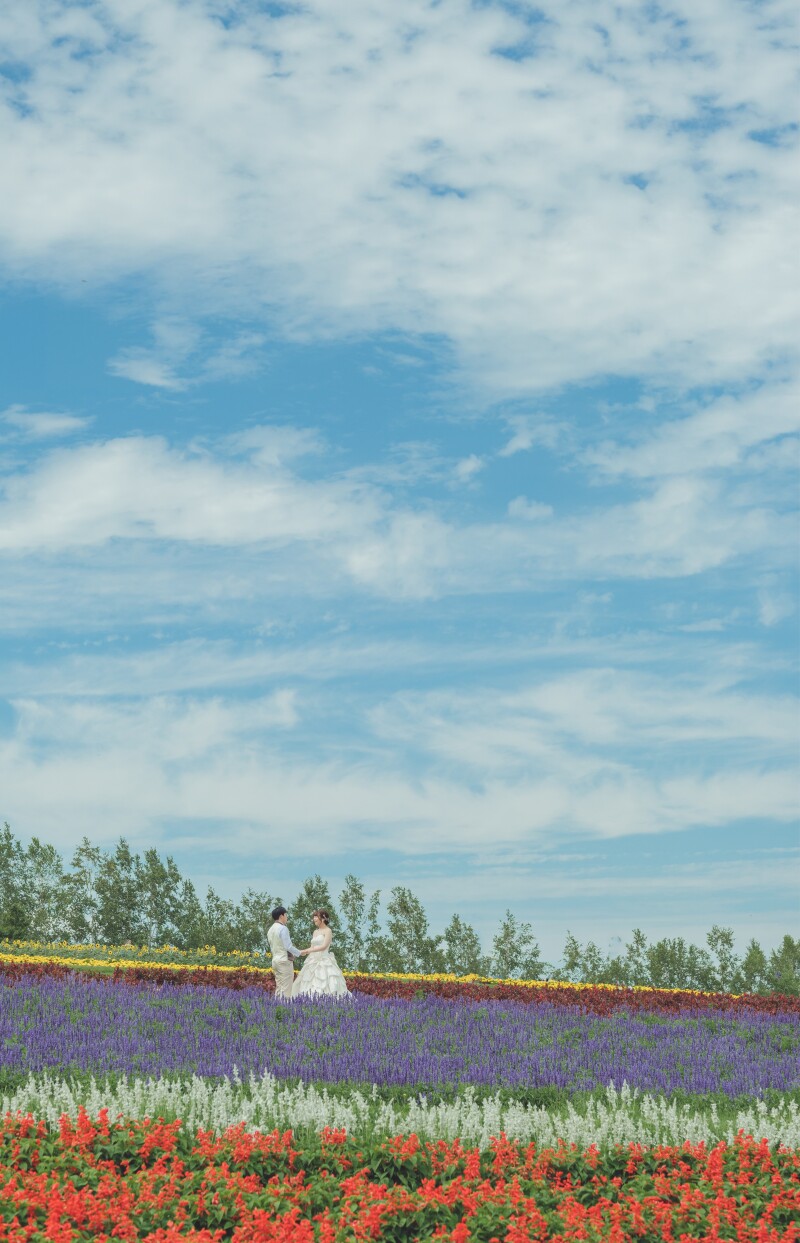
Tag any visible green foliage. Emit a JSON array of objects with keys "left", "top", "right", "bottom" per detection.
[
  {"left": 740, "top": 938, "right": 769, "bottom": 993},
  {"left": 491, "top": 909, "right": 545, "bottom": 980},
  {"left": 94, "top": 839, "right": 146, "bottom": 945},
  {"left": 370, "top": 886, "right": 446, "bottom": 974},
  {"left": 443, "top": 913, "right": 492, "bottom": 977},
  {"left": 0, "top": 824, "right": 32, "bottom": 940},
  {"left": 337, "top": 874, "right": 382, "bottom": 972},
  {"left": 62, "top": 837, "right": 103, "bottom": 942},
  {"left": 552, "top": 927, "right": 800, "bottom": 996},
  {"left": 137, "top": 849, "right": 184, "bottom": 946},
  {"left": 0, "top": 894, "right": 30, "bottom": 941},
  {"left": 768, "top": 935, "right": 800, "bottom": 994},
  {"left": 287, "top": 874, "right": 338, "bottom": 946}
]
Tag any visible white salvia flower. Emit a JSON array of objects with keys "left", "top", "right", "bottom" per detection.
[{"left": 2, "top": 1074, "right": 799, "bottom": 1147}]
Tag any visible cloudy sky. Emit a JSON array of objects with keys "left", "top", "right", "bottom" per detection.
[{"left": 0, "top": 0, "right": 798, "bottom": 960}]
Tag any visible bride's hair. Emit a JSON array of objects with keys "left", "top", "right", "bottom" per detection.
[{"left": 312, "top": 908, "right": 330, "bottom": 925}]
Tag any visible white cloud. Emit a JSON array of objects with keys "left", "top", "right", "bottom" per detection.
[
  {"left": 108, "top": 353, "right": 186, "bottom": 390},
  {"left": 758, "top": 590, "right": 795, "bottom": 627},
  {"left": 679, "top": 618, "right": 726, "bottom": 633},
  {"left": 499, "top": 417, "right": 562, "bottom": 458},
  {"left": 1, "top": 404, "right": 90, "bottom": 439},
  {"left": 344, "top": 511, "right": 456, "bottom": 600},
  {"left": 0, "top": 0, "right": 796, "bottom": 395},
  {"left": 0, "top": 432, "right": 380, "bottom": 552},
  {"left": 370, "top": 670, "right": 800, "bottom": 777},
  {"left": 108, "top": 320, "right": 266, "bottom": 388},
  {"left": 557, "top": 475, "right": 794, "bottom": 578},
  {"left": 453, "top": 454, "right": 484, "bottom": 483},
  {"left": 508, "top": 496, "right": 553, "bottom": 521},
  {"left": 11, "top": 690, "right": 298, "bottom": 761},
  {"left": 227, "top": 424, "right": 323, "bottom": 467},
  {"left": 588, "top": 385, "right": 800, "bottom": 480}
]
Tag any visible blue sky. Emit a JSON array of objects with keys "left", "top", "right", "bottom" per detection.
[{"left": 0, "top": 0, "right": 798, "bottom": 960}]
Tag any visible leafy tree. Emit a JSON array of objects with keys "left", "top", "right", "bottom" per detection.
[
  {"left": 0, "top": 896, "right": 29, "bottom": 940},
  {"left": 198, "top": 887, "right": 241, "bottom": 953},
  {"left": 491, "top": 909, "right": 546, "bottom": 980},
  {"left": 0, "top": 823, "right": 796, "bottom": 995},
  {"left": 171, "top": 877, "right": 206, "bottom": 950},
  {"left": 645, "top": 936, "right": 715, "bottom": 992},
  {"left": 338, "top": 873, "right": 379, "bottom": 972},
  {"left": 373, "top": 886, "right": 445, "bottom": 974},
  {"left": 288, "top": 875, "right": 338, "bottom": 945},
  {"left": 0, "top": 823, "right": 31, "bottom": 940},
  {"left": 137, "top": 849, "right": 184, "bottom": 947},
  {"left": 767, "top": 934, "right": 800, "bottom": 994},
  {"left": 94, "top": 839, "right": 146, "bottom": 945},
  {"left": 24, "top": 838, "right": 68, "bottom": 942},
  {"left": 363, "top": 889, "right": 385, "bottom": 973},
  {"left": 62, "top": 838, "right": 105, "bottom": 942},
  {"left": 236, "top": 888, "right": 280, "bottom": 954},
  {"left": 740, "top": 938, "right": 768, "bottom": 993},
  {"left": 621, "top": 928, "right": 650, "bottom": 987},
  {"left": 557, "top": 932, "right": 610, "bottom": 984},
  {"left": 706, "top": 925, "right": 741, "bottom": 993},
  {"left": 442, "top": 913, "right": 491, "bottom": 976}
]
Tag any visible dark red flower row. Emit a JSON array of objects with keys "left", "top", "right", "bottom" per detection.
[
  {"left": 0, "top": 1109, "right": 797, "bottom": 1241},
  {"left": 1, "top": 958, "right": 797, "bottom": 1015}
]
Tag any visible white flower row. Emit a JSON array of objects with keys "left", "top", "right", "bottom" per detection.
[{"left": 3, "top": 1072, "right": 799, "bottom": 1148}]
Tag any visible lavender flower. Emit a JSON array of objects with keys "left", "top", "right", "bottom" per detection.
[{"left": 4, "top": 974, "right": 798, "bottom": 1097}]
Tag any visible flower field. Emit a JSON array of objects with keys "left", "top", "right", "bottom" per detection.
[
  {"left": 0, "top": 949, "right": 798, "bottom": 1238},
  {"left": 0, "top": 1112, "right": 798, "bottom": 1242}
]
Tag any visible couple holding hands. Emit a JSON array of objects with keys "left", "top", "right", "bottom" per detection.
[{"left": 267, "top": 906, "right": 350, "bottom": 1000}]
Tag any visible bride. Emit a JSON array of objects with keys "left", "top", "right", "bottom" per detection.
[{"left": 291, "top": 909, "right": 351, "bottom": 999}]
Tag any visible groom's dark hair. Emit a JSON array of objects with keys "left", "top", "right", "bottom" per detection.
[{"left": 271, "top": 906, "right": 287, "bottom": 921}]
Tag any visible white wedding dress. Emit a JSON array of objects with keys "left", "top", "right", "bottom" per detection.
[{"left": 291, "top": 930, "right": 350, "bottom": 999}]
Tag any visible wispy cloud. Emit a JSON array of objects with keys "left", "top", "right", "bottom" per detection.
[
  {"left": 499, "top": 417, "right": 563, "bottom": 458},
  {"left": 507, "top": 497, "right": 553, "bottom": 521},
  {"left": 1, "top": 405, "right": 90, "bottom": 439},
  {"left": 108, "top": 321, "right": 266, "bottom": 389},
  {"left": 587, "top": 386, "right": 800, "bottom": 480},
  {"left": 452, "top": 454, "right": 485, "bottom": 484},
  {"left": 0, "top": 432, "right": 380, "bottom": 553},
  {"left": 108, "top": 353, "right": 186, "bottom": 391}
]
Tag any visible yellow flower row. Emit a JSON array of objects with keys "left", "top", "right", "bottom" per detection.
[
  {"left": 344, "top": 970, "right": 729, "bottom": 996},
  {"left": 0, "top": 938, "right": 257, "bottom": 962},
  {"left": 0, "top": 946, "right": 732, "bottom": 997},
  {"left": 0, "top": 951, "right": 271, "bottom": 974}
]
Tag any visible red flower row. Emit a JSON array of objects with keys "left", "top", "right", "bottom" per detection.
[
  {"left": 0, "top": 1110, "right": 797, "bottom": 1241},
  {"left": 1, "top": 958, "right": 797, "bottom": 1015}
]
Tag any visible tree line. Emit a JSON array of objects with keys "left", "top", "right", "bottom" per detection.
[{"left": 1, "top": 824, "right": 797, "bottom": 993}]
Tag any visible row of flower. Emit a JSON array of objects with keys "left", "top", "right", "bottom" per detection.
[
  {"left": 1, "top": 954, "right": 797, "bottom": 1015},
  {"left": 0, "top": 938, "right": 264, "bottom": 970},
  {"left": 3, "top": 969, "right": 798, "bottom": 1098},
  {"left": 4, "top": 1073, "right": 799, "bottom": 1149},
  {"left": 0, "top": 1109, "right": 798, "bottom": 1241}
]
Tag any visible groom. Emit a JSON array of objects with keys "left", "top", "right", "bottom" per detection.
[{"left": 268, "top": 906, "right": 303, "bottom": 1000}]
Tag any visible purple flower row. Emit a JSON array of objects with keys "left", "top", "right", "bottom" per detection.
[{"left": 3, "top": 973, "right": 798, "bottom": 1096}]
